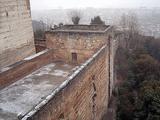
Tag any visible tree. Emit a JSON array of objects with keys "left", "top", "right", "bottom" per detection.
[
  {"left": 131, "top": 54, "right": 160, "bottom": 87},
  {"left": 119, "top": 13, "right": 128, "bottom": 30},
  {"left": 144, "top": 37, "right": 160, "bottom": 61},
  {"left": 134, "top": 80, "right": 160, "bottom": 120},
  {"left": 90, "top": 16, "right": 105, "bottom": 25},
  {"left": 117, "top": 80, "right": 136, "bottom": 120},
  {"left": 119, "top": 12, "right": 140, "bottom": 49},
  {"left": 68, "top": 10, "right": 82, "bottom": 25},
  {"left": 45, "top": 17, "right": 54, "bottom": 30},
  {"left": 58, "top": 22, "right": 64, "bottom": 27},
  {"left": 33, "top": 20, "right": 47, "bottom": 39},
  {"left": 128, "top": 13, "right": 140, "bottom": 48},
  {"left": 116, "top": 48, "right": 160, "bottom": 120}
]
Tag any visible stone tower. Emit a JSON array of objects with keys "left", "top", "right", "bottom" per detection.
[
  {"left": 46, "top": 25, "right": 112, "bottom": 64},
  {"left": 0, "top": 0, "right": 35, "bottom": 68}
]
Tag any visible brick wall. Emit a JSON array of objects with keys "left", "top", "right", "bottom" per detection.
[
  {"left": 0, "top": 0, "right": 35, "bottom": 68},
  {"left": 0, "top": 49, "right": 54, "bottom": 89},
  {"left": 46, "top": 32, "right": 107, "bottom": 64},
  {"left": 107, "top": 29, "right": 119, "bottom": 97},
  {"left": 22, "top": 46, "right": 110, "bottom": 120}
]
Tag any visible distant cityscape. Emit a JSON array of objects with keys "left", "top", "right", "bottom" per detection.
[
  {"left": 31, "top": 8, "right": 160, "bottom": 38},
  {"left": 140, "top": 23, "right": 160, "bottom": 38}
]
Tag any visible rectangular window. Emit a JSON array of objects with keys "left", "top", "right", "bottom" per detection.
[{"left": 72, "top": 53, "right": 77, "bottom": 63}]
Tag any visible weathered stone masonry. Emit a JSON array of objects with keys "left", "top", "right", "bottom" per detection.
[
  {"left": 18, "top": 25, "right": 116, "bottom": 120},
  {"left": 0, "top": 1, "right": 119, "bottom": 118},
  {"left": 46, "top": 25, "right": 116, "bottom": 97},
  {"left": 22, "top": 45, "right": 109, "bottom": 120},
  {"left": 0, "top": 49, "right": 54, "bottom": 89},
  {"left": 46, "top": 25, "right": 111, "bottom": 64},
  {"left": 0, "top": 0, "right": 35, "bottom": 68}
]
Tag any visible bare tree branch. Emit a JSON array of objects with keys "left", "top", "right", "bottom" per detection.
[{"left": 68, "top": 10, "right": 82, "bottom": 25}]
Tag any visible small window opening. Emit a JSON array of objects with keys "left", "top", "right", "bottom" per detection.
[
  {"left": 6, "top": 11, "right": 8, "bottom": 17},
  {"left": 72, "top": 52, "right": 77, "bottom": 63}
]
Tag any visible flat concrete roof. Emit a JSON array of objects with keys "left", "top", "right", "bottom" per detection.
[
  {"left": 21, "top": 45, "right": 106, "bottom": 120},
  {"left": 46, "top": 24, "right": 112, "bottom": 34},
  {"left": 0, "top": 62, "right": 77, "bottom": 120}
]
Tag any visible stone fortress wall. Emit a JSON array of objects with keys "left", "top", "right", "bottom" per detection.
[
  {"left": 21, "top": 45, "right": 110, "bottom": 120},
  {"left": 17, "top": 25, "right": 117, "bottom": 120},
  {"left": 0, "top": 0, "right": 120, "bottom": 119},
  {"left": 46, "top": 25, "right": 112, "bottom": 64},
  {"left": 46, "top": 25, "right": 117, "bottom": 97}
]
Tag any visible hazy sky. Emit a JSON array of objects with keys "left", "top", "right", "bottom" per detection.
[{"left": 30, "top": 0, "right": 160, "bottom": 10}]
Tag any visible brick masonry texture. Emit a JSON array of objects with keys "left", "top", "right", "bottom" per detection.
[
  {"left": 0, "top": 3, "right": 119, "bottom": 118},
  {"left": 0, "top": 0, "right": 35, "bottom": 68},
  {"left": 22, "top": 46, "right": 109, "bottom": 120},
  {"left": 0, "top": 49, "right": 54, "bottom": 89},
  {"left": 46, "top": 31, "right": 107, "bottom": 64},
  {"left": 45, "top": 25, "right": 116, "bottom": 96}
]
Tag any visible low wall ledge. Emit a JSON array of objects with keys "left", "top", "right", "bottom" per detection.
[
  {"left": 0, "top": 49, "right": 50, "bottom": 74},
  {"left": 21, "top": 45, "right": 106, "bottom": 120}
]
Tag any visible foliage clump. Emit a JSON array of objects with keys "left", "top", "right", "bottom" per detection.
[
  {"left": 116, "top": 46, "right": 160, "bottom": 120},
  {"left": 90, "top": 16, "right": 105, "bottom": 25},
  {"left": 69, "top": 10, "right": 82, "bottom": 25}
]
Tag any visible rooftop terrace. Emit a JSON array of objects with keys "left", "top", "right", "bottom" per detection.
[
  {"left": 48, "top": 24, "right": 111, "bottom": 33},
  {"left": 0, "top": 62, "right": 77, "bottom": 120},
  {"left": 0, "top": 23, "right": 110, "bottom": 119}
]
